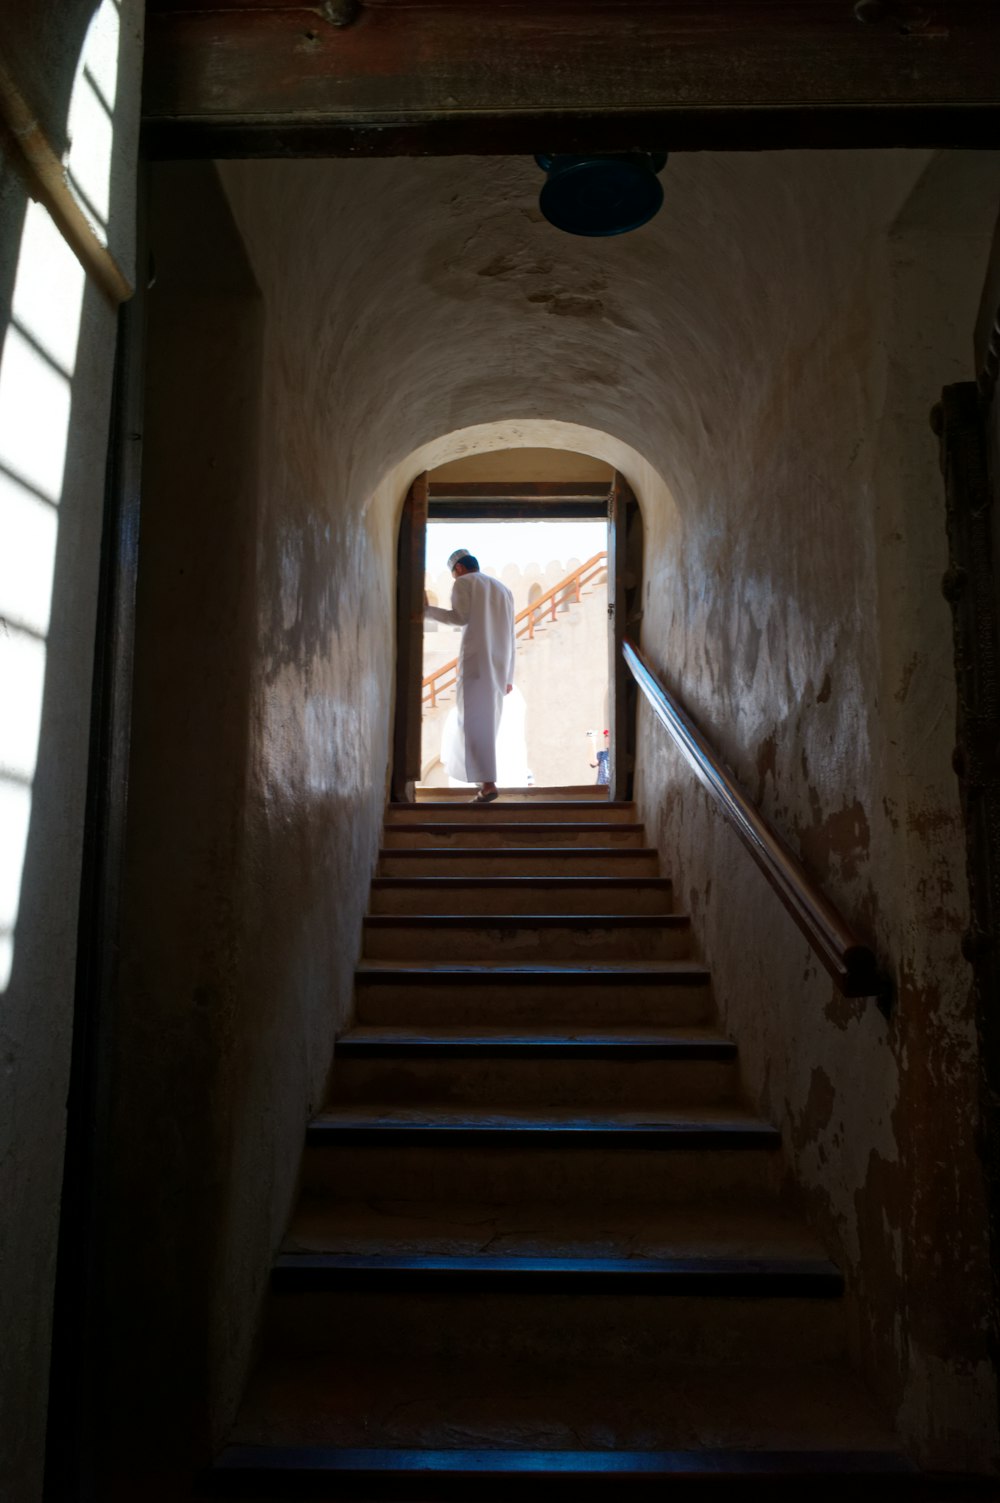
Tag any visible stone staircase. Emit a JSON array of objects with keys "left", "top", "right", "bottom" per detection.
[{"left": 209, "top": 797, "right": 915, "bottom": 1497}]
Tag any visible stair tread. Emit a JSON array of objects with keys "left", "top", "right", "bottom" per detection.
[
  {"left": 228, "top": 1353, "right": 900, "bottom": 1454},
  {"left": 356, "top": 959, "right": 708, "bottom": 975},
  {"left": 363, "top": 913, "right": 689, "bottom": 927},
  {"left": 310, "top": 1104, "right": 773, "bottom": 1132},
  {"left": 275, "top": 1247, "right": 834, "bottom": 1270},
  {"left": 338, "top": 1024, "right": 729, "bottom": 1047},
  {"left": 386, "top": 822, "right": 645, "bottom": 832},
  {"left": 213, "top": 1443, "right": 914, "bottom": 1478},
  {"left": 337, "top": 1026, "right": 730, "bottom": 1062},
  {"left": 269, "top": 1251, "right": 843, "bottom": 1297},
  {"left": 380, "top": 846, "right": 659, "bottom": 856},
  {"left": 389, "top": 801, "right": 634, "bottom": 814},
  {"left": 281, "top": 1199, "right": 832, "bottom": 1263},
  {"left": 371, "top": 875, "right": 672, "bottom": 887}
]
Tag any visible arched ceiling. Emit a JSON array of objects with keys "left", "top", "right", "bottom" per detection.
[{"left": 217, "top": 148, "right": 942, "bottom": 516}]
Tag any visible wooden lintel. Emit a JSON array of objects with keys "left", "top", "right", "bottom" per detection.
[
  {"left": 428, "top": 483, "right": 612, "bottom": 500},
  {"left": 427, "top": 483, "right": 612, "bottom": 519},
  {"left": 142, "top": 2, "right": 1000, "bottom": 158},
  {"left": 429, "top": 501, "right": 610, "bottom": 520}
]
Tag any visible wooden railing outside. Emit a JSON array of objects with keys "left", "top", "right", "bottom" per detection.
[
  {"left": 623, "top": 640, "right": 888, "bottom": 1002},
  {"left": 422, "top": 551, "right": 607, "bottom": 710}
]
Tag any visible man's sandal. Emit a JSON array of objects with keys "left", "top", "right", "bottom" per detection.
[{"left": 471, "top": 789, "right": 499, "bottom": 804}]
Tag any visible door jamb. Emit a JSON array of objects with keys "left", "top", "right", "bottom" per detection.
[
  {"left": 934, "top": 200, "right": 1000, "bottom": 1430},
  {"left": 407, "top": 477, "right": 639, "bottom": 796},
  {"left": 43, "top": 180, "right": 148, "bottom": 1503},
  {"left": 608, "top": 471, "right": 642, "bottom": 801},
  {"left": 391, "top": 472, "right": 429, "bottom": 802}
]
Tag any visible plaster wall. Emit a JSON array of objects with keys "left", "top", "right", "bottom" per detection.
[
  {"left": 634, "top": 151, "right": 1000, "bottom": 1468},
  {"left": 110, "top": 159, "right": 399, "bottom": 1489},
  {"left": 0, "top": 5, "right": 142, "bottom": 1498},
  {"left": 114, "top": 148, "right": 999, "bottom": 1479},
  {"left": 111, "top": 161, "right": 266, "bottom": 1481}
]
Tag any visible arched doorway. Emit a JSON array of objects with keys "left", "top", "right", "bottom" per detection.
[{"left": 389, "top": 437, "right": 648, "bottom": 801}]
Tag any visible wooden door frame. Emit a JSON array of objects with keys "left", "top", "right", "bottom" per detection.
[
  {"left": 391, "top": 473, "right": 429, "bottom": 802},
  {"left": 44, "top": 183, "right": 148, "bottom": 1502},
  {"left": 935, "top": 199, "right": 1000, "bottom": 1426},
  {"left": 398, "top": 476, "right": 640, "bottom": 796},
  {"left": 608, "top": 472, "right": 643, "bottom": 801}
]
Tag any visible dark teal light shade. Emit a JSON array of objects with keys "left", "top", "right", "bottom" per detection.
[{"left": 535, "top": 153, "right": 668, "bottom": 237}]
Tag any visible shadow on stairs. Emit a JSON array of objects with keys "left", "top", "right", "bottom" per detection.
[{"left": 200, "top": 798, "right": 977, "bottom": 1499}]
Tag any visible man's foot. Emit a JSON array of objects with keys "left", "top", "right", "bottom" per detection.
[{"left": 471, "top": 787, "right": 499, "bottom": 804}]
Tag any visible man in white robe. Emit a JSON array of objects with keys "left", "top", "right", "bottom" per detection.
[{"left": 425, "top": 549, "right": 516, "bottom": 803}]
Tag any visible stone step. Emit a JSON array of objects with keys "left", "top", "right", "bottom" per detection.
[
  {"left": 333, "top": 1026, "right": 737, "bottom": 1106},
  {"left": 382, "top": 822, "right": 648, "bottom": 849},
  {"left": 353, "top": 961, "right": 714, "bottom": 1027},
  {"left": 280, "top": 1196, "right": 835, "bottom": 1263},
  {"left": 301, "top": 1106, "right": 782, "bottom": 1203},
  {"left": 221, "top": 1352, "right": 904, "bottom": 1473},
  {"left": 261, "top": 1276, "right": 846, "bottom": 1365},
  {"left": 361, "top": 914, "right": 692, "bottom": 962},
  {"left": 270, "top": 1249, "right": 840, "bottom": 1299},
  {"left": 208, "top": 1441, "right": 917, "bottom": 1498},
  {"left": 368, "top": 876, "right": 674, "bottom": 916},
  {"left": 336, "top": 1024, "right": 734, "bottom": 1059},
  {"left": 387, "top": 800, "right": 635, "bottom": 825},
  {"left": 377, "top": 846, "right": 662, "bottom": 877}
]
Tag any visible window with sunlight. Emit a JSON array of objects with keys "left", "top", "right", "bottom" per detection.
[{"left": 0, "top": 0, "right": 122, "bottom": 991}]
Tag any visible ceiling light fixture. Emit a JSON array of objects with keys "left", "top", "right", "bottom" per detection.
[{"left": 534, "top": 152, "right": 668, "bottom": 237}]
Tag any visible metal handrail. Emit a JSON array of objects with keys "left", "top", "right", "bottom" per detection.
[
  {"left": 623, "top": 639, "right": 888, "bottom": 1001},
  {"left": 422, "top": 551, "right": 607, "bottom": 709}
]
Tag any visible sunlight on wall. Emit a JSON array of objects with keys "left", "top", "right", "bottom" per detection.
[
  {"left": 0, "top": 0, "right": 120, "bottom": 991},
  {"left": 66, "top": 0, "right": 121, "bottom": 243}
]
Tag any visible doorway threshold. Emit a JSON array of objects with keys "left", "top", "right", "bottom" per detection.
[{"left": 415, "top": 785, "right": 610, "bottom": 803}]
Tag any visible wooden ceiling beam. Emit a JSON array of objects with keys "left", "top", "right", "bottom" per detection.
[{"left": 142, "top": 1, "right": 1000, "bottom": 157}]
